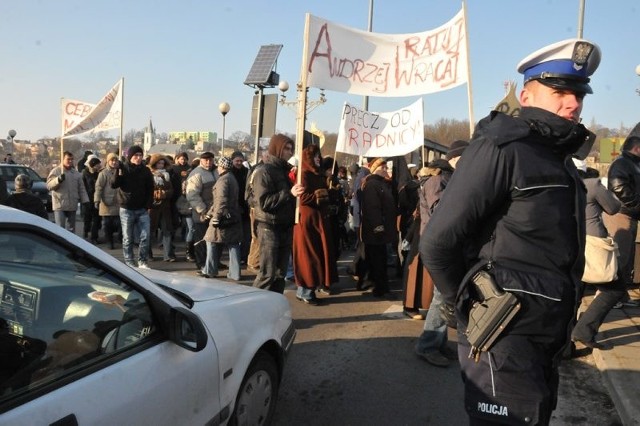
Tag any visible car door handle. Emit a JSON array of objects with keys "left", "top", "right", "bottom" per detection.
[{"left": 50, "top": 414, "right": 78, "bottom": 426}]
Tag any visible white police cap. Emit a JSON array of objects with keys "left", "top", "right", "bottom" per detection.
[{"left": 517, "top": 38, "right": 601, "bottom": 94}]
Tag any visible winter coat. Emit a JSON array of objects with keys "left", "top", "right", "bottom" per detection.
[
  {"left": 46, "top": 166, "right": 89, "bottom": 211},
  {"left": 584, "top": 177, "right": 620, "bottom": 237},
  {"left": 186, "top": 166, "right": 218, "bottom": 223},
  {"left": 231, "top": 165, "right": 249, "bottom": 218},
  {"left": 149, "top": 168, "right": 175, "bottom": 233},
  {"left": 607, "top": 150, "right": 640, "bottom": 219},
  {"left": 204, "top": 171, "right": 242, "bottom": 244},
  {"left": 95, "top": 167, "right": 120, "bottom": 216},
  {"left": 418, "top": 160, "right": 454, "bottom": 235},
  {"left": 82, "top": 167, "right": 100, "bottom": 204},
  {"left": 112, "top": 162, "right": 154, "bottom": 210},
  {"left": 251, "top": 154, "right": 296, "bottom": 227},
  {"left": 292, "top": 145, "right": 338, "bottom": 288},
  {"left": 5, "top": 192, "right": 48, "bottom": 219},
  {"left": 360, "top": 173, "right": 397, "bottom": 245},
  {"left": 420, "top": 107, "right": 588, "bottom": 325}
]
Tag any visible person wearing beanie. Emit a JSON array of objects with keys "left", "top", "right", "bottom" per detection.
[
  {"left": 95, "top": 152, "right": 122, "bottom": 249},
  {"left": 420, "top": 38, "right": 601, "bottom": 423},
  {"left": 47, "top": 150, "right": 90, "bottom": 234},
  {"left": 77, "top": 150, "right": 93, "bottom": 173},
  {"left": 5, "top": 174, "right": 48, "bottom": 219},
  {"left": 186, "top": 151, "right": 219, "bottom": 272},
  {"left": 82, "top": 156, "right": 102, "bottom": 244},
  {"left": 414, "top": 142, "right": 467, "bottom": 368},
  {"left": 113, "top": 144, "right": 154, "bottom": 268},
  {"left": 201, "top": 157, "right": 243, "bottom": 280},
  {"left": 360, "top": 157, "right": 397, "bottom": 299},
  {"left": 251, "top": 133, "right": 304, "bottom": 293}
]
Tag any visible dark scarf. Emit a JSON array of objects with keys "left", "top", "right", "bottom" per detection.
[{"left": 519, "top": 107, "right": 592, "bottom": 156}]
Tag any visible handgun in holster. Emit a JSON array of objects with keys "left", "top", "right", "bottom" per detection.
[{"left": 465, "top": 269, "right": 521, "bottom": 362}]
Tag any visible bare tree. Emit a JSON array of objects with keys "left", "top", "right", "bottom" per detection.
[{"left": 425, "top": 118, "right": 471, "bottom": 147}]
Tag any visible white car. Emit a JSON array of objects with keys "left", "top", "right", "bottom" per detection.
[{"left": 0, "top": 206, "right": 295, "bottom": 425}]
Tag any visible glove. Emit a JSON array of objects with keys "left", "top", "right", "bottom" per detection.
[
  {"left": 439, "top": 303, "right": 457, "bottom": 329},
  {"left": 314, "top": 188, "right": 329, "bottom": 205},
  {"left": 373, "top": 225, "right": 385, "bottom": 234},
  {"left": 94, "top": 202, "right": 100, "bottom": 210},
  {"left": 58, "top": 173, "right": 66, "bottom": 183}
]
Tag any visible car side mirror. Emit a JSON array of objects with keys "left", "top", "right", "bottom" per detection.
[{"left": 169, "top": 307, "right": 208, "bottom": 352}]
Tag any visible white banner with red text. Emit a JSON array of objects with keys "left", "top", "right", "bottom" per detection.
[{"left": 305, "top": 9, "right": 467, "bottom": 97}]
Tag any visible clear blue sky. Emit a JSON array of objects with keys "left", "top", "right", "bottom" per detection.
[{"left": 2, "top": 0, "right": 639, "bottom": 142}]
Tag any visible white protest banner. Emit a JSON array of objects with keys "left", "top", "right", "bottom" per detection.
[
  {"left": 61, "top": 78, "right": 123, "bottom": 137},
  {"left": 335, "top": 99, "right": 424, "bottom": 157},
  {"left": 306, "top": 9, "right": 467, "bottom": 97}
]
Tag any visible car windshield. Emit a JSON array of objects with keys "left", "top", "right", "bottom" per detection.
[{"left": 0, "top": 166, "right": 43, "bottom": 183}]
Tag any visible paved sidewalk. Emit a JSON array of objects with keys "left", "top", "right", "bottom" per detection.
[{"left": 579, "top": 291, "right": 640, "bottom": 426}]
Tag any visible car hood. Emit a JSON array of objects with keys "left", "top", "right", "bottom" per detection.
[{"left": 137, "top": 268, "right": 263, "bottom": 302}]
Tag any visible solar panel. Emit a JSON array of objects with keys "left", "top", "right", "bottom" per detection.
[{"left": 244, "top": 44, "right": 283, "bottom": 86}]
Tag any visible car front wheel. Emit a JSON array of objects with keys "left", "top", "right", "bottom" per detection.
[{"left": 229, "top": 351, "right": 279, "bottom": 426}]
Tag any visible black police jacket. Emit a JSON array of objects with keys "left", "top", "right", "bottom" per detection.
[
  {"left": 420, "top": 107, "right": 589, "bottom": 323},
  {"left": 607, "top": 150, "right": 640, "bottom": 220}
]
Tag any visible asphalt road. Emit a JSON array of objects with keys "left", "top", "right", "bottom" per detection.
[{"left": 92, "top": 233, "right": 620, "bottom": 425}]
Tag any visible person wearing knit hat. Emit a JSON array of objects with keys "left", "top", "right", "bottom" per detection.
[
  {"left": 127, "top": 145, "right": 144, "bottom": 161},
  {"left": 113, "top": 142, "right": 155, "bottom": 268},
  {"left": 251, "top": 133, "right": 305, "bottom": 293},
  {"left": 5, "top": 174, "right": 48, "bottom": 219},
  {"left": 85, "top": 154, "right": 99, "bottom": 167},
  {"left": 201, "top": 155, "right": 243, "bottom": 280},
  {"left": 95, "top": 152, "right": 122, "bottom": 249},
  {"left": 231, "top": 151, "right": 244, "bottom": 161},
  {"left": 368, "top": 157, "right": 386, "bottom": 175},
  {"left": 82, "top": 154, "right": 103, "bottom": 244}
]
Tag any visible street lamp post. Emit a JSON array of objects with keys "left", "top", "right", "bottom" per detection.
[
  {"left": 7, "top": 129, "right": 16, "bottom": 156},
  {"left": 278, "top": 81, "right": 326, "bottom": 119},
  {"left": 218, "top": 102, "right": 230, "bottom": 155}
]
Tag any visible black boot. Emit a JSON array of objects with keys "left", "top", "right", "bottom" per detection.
[{"left": 186, "top": 241, "right": 195, "bottom": 262}]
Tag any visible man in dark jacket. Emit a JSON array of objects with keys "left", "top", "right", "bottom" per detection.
[
  {"left": 605, "top": 136, "right": 640, "bottom": 300},
  {"left": 360, "top": 157, "right": 397, "bottom": 299},
  {"left": 112, "top": 145, "right": 154, "bottom": 268},
  {"left": 251, "top": 134, "right": 304, "bottom": 293},
  {"left": 421, "top": 38, "right": 600, "bottom": 425}
]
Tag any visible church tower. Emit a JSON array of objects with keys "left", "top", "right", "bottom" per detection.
[{"left": 143, "top": 117, "right": 155, "bottom": 153}]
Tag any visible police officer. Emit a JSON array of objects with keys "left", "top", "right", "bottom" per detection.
[{"left": 420, "top": 38, "right": 601, "bottom": 425}]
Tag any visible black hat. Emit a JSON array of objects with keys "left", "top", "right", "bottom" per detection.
[
  {"left": 517, "top": 38, "right": 601, "bottom": 94},
  {"left": 127, "top": 145, "right": 144, "bottom": 160},
  {"left": 88, "top": 158, "right": 101, "bottom": 168},
  {"left": 446, "top": 140, "right": 469, "bottom": 160},
  {"left": 230, "top": 151, "right": 244, "bottom": 160},
  {"left": 200, "top": 151, "right": 214, "bottom": 160}
]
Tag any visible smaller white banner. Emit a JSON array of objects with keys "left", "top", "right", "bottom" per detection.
[
  {"left": 61, "top": 78, "right": 123, "bottom": 137},
  {"left": 335, "top": 99, "right": 424, "bottom": 157}
]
